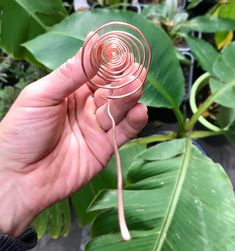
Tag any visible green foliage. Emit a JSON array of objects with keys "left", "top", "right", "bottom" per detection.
[
  {"left": 86, "top": 139, "right": 235, "bottom": 251},
  {"left": 0, "top": 0, "right": 67, "bottom": 58},
  {"left": 185, "top": 36, "right": 219, "bottom": 74},
  {"left": 211, "top": 0, "right": 235, "bottom": 49},
  {"left": 210, "top": 43, "right": 235, "bottom": 108},
  {"left": 182, "top": 15, "right": 235, "bottom": 33},
  {"left": 187, "top": 0, "right": 203, "bottom": 9},
  {"left": 0, "top": 56, "right": 46, "bottom": 119},
  {"left": 141, "top": 2, "right": 189, "bottom": 42},
  {"left": 23, "top": 9, "right": 185, "bottom": 109},
  {"left": 71, "top": 143, "right": 146, "bottom": 226},
  {"left": 208, "top": 42, "right": 235, "bottom": 143},
  {"left": 33, "top": 199, "right": 71, "bottom": 239}
]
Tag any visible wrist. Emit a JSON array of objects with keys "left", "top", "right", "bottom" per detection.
[{"left": 0, "top": 171, "right": 35, "bottom": 237}]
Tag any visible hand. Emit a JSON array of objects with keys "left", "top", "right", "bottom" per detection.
[{"left": 0, "top": 36, "right": 148, "bottom": 237}]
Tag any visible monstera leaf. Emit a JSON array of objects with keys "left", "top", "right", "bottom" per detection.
[
  {"left": 0, "top": 0, "right": 67, "bottom": 58},
  {"left": 86, "top": 139, "right": 235, "bottom": 251},
  {"left": 23, "top": 9, "right": 185, "bottom": 109}
]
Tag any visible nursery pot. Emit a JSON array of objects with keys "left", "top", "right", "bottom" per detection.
[{"left": 189, "top": 72, "right": 222, "bottom": 132}]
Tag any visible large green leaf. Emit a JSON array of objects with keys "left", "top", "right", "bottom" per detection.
[
  {"left": 210, "top": 42, "right": 235, "bottom": 109},
  {"left": 214, "top": 50, "right": 235, "bottom": 145},
  {"left": 86, "top": 139, "right": 235, "bottom": 251},
  {"left": 183, "top": 16, "right": 235, "bottom": 33},
  {"left": 23, "top": 9, "right": 185, "bottom": 108},
  {"left": 71, "top": 143, "right": 146, "bottom": 226},
  {"left": 0, "top": 0, "right": 67, "bottom": 58},
  {"left": 185, "top": 36, "right": 218, "bottom": 74}
]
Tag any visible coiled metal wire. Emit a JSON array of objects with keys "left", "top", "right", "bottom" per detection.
[{"left": 81, "top": 22, "right": 151, "bottom": 241}]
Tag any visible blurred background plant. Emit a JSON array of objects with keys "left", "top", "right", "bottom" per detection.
[{"left": 0, "top": 50, "right": 46, "bottom": 119}]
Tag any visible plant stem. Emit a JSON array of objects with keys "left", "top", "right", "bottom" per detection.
[
  {"left": 127, "top": 132, "right": 177, "bottom": 146},
  {"left": 190, "top": 130, "right": 225, "bottom": 139},
  {"left": 186, "top": 78, "right": 235, "bottom": 131},
  {"left": 173, "top": 106, "right": 185, "bottom": 131}
]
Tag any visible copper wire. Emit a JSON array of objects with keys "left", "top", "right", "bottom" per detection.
[{"left": 81, "top": 22, "right": 151, "bottom": 241}]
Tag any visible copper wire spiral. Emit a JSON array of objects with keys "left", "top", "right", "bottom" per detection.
[{"left": 81, "top": 22, "right": 151, "bottom": 241}]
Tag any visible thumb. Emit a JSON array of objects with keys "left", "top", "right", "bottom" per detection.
[{"left": 18, "top": 33, "right": 97, "bottom": 106}]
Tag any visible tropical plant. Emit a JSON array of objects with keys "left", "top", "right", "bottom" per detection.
[
  {"left": 0, "top": 50, "right": 46, "bottom": 119},
  {"left": 187, "top": 0, "right": 235, "bottom": 49},
  {"left": 142, "top": 0, "right": 235, "bottom": 50},
  {"left": 1, "top": 1, "right": 235, "bottom": 250}
]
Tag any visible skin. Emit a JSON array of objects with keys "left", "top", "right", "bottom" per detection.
[{"left": 0, "top": 35, "right": 148, "bottom": 238}]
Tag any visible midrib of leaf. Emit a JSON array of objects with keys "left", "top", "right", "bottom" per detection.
[
  {"left": 153, "top": 138, "right": 192, "bottom": 251},
  {"left": 15, "top": 0, "right": 47, "bottom": 29}
]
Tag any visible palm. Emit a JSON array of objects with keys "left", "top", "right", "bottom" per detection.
[
  {"left": 0, "top": 84, "right": 105, "bottom": 204},
  {"left": 0, "top": 79, "right": 146, "bottom": 212}
]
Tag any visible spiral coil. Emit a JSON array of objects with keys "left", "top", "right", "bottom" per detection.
[
  {"left": 81, "top": 22, "right": 151, "bottom": 98},
  {"left": 81, "top": 22, "right": 151, "bottom": 241}
]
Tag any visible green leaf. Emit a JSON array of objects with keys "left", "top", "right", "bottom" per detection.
[
  {"left": 165, "top": 0, "right": 178, "bottom": 20},
  {"left": 71, "top": 143, "right": 146, "bottom": 226},
  {"left": 23, "top": 9, "right": 185, "bottom": 108},
  {"left": 213, "top": 1, "right": 235, "bottom": 49},
  {"left": 218, "top": 0, "right": 235, "bottom": 18},
  {"left": 24, "top": 33, "right": 83, "bottom": 70},
  {"left": 60, "top": 199, "right": 71, "bottom": 237},
  {"left": 48, "top": 203, "right": 62, "bottom": 239},
  {"left": 33, "top": 209, "right": 49, "bottom": 239},
  {"left": 0, "top": 0, "right": 67, "bottom": 58},
  {"left": 217, "top": 106, "right": 235, "bottom": 145},
  {"left": 35, "top": 199, "right": 71, "bottom": 239},
  {"left": 141, "top": 4, "right": 164, "bottom": 19},
  {"left": 185, "top": 36, "right": 218, "bottom": 74},
  {"left": 183, "top": 16, "right": 235, "bottom": 33},
  {"left": 215, "top": 31, "right": 233, "bottom": 49},
  {"left": 187, "top": 0, "right": 203, "bottom": 9},
  {"left": 86, "top": 139, "right": 235, "bottom": 251},
  {"left": 224, "top": 120, "right": 235, "bottom": 145},
  {"left": 210, "top": 42, "right": 235, "bottom": 109}
]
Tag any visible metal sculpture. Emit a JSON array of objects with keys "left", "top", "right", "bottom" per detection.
[{"left": 81, "top": 22, "right": 151, "bottom": 241}]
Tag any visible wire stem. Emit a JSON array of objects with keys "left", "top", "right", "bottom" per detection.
[{"left": 107, "top": 100, "right": 131, "bottom": 241}]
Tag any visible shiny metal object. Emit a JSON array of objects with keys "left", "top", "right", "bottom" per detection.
[{"left": 81, "top": 22, "right": 151, "bottom": 241}]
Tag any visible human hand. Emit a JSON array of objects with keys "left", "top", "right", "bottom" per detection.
[{"left": 0, "top": 35, "right": 148, "bottom": 237}]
